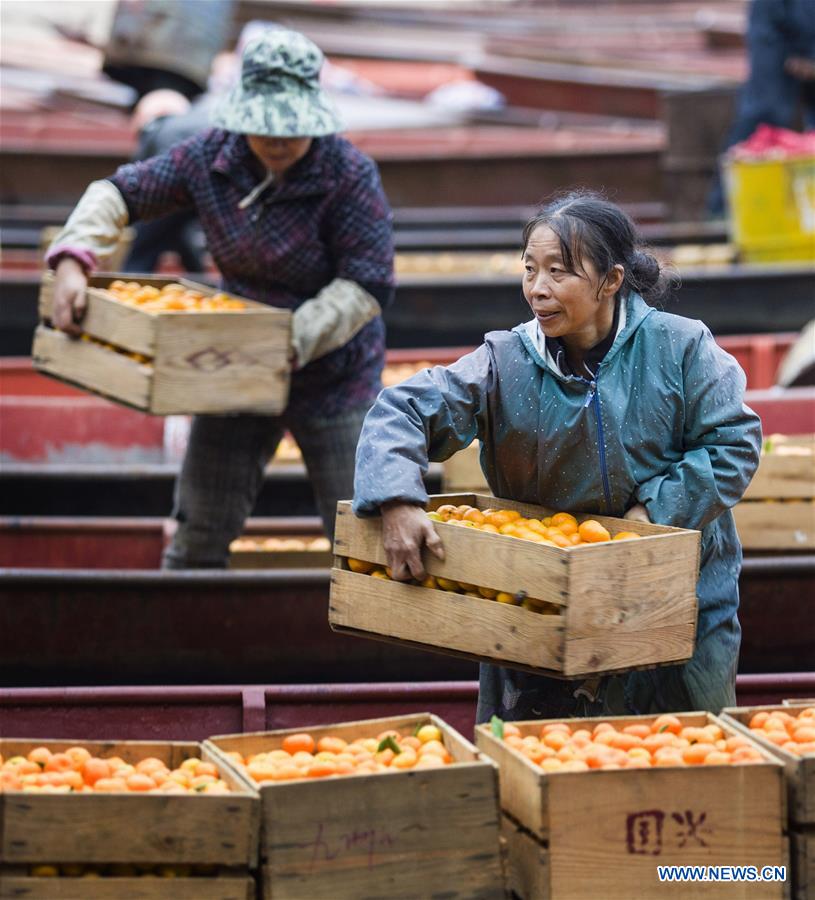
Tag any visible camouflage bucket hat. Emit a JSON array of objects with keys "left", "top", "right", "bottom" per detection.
[{"left": 212, "top": 28, "right": 343, "bottom": 137}]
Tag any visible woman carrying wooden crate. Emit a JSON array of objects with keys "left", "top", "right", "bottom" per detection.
[
  {"left": 353, "top": 191, "right": 762, "bottom": 721},
  {"left": 45, "top": 28, "right": 394, "bottom": 565}
]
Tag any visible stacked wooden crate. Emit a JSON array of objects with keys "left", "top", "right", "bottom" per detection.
[
  {"left": 207, "top": 714, "right": 505, "bottom": 899},
  {"left": 0, "top": 739, "right": 259, "bottom": 900},
  {"left": 734, "top": 435, "right": 815, "bottom": 551},
  {"left": 476, "top": 713, "right": 788, "bottom": 899}
]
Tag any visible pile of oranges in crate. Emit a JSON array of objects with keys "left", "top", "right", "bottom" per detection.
[
  {"left": 0, "top": 745, "right": 232, "bottom": 794},
  {"left": 106, "top": 280, "right": 247, "bottom": 313},
  {"left": 747, "top": 706, "right": 815, "bottom": 756},
  {"left": 345, "top": 506, "right": 642, "bottom": 613},
  {"left": 429, "top": 505, "right": 641, "bottom": 547},
  {"left": 496, "top": 715, "right": 766, "bottom": 773},
  {"left": 225, "top": 723, "right": 455, "bottom": 784}
]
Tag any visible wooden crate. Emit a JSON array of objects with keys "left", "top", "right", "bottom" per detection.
[
  {"left": 743, "top": 436, "right": 815, "bottom": 501},
  {"left": 476, "top": 712, "right": 788, "bottom": 899},
  {"left": 0, "top": 868, "right": 254, "bottom": 900},
  {"left": 792, "top": 828, "right": 814, "bottom": 900},
  {"left": 736, "top": 435, "right": 814, "bottom": 550},
  {"left": 207, "top": 713, "right": 506, "bottom": 899},
  {"left": 32, "top": 273, "right": 291, "bottom": 415},
  {"left": 721, "top": 705, "right": 815, "bottom": 827},
  {"left": 733, "top": 501, "right": 814, "bottom": 550},
  {"left": 330, "top": 494, "right": 700, "bottom": 678},
  {"left": 0, "top": 739, "right": 259, "bottom": 867}
]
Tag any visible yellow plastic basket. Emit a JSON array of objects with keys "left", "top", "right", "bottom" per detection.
[{"left": 725, "top": 155, "right": 815, "bottom": 263}]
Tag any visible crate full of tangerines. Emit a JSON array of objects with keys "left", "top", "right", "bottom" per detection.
[
  {"left": 330, "top": 493, "right": 700, "bottom": 678},
  {"left": 475, "top": 712, "right": 788, "bottom": 900},
  {"left": 0, "top": 738, "right": 258, "bottom": 899},
  {"left": 206, "top": 714, "right": 505, "bottom": 900},
  {"left": 33, "top": 272, "right": 291, "bottom": 415}
]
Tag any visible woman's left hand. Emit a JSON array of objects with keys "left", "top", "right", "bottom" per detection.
[{"left": 624, "top": 503, "right": 651, "bottom": 524}]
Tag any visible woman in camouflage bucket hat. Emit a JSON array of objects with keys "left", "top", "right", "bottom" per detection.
[
  {"left": 45, "top": 26, "right": 395, "bottom": 567},
  {"left": 213, "top": 28, "right": 343, "bottom": 138}
]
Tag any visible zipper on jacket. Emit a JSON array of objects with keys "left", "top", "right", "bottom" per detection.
[{"left": 591, "top": 383, "right": 613, "bottom": 513}]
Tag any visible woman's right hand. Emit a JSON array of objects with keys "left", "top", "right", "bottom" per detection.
[
  {"left": 381, "top": 501, "right": 445, "bottom": 582},
  {"left": 52, "top": 257, "right": 88, "bottom": 337}
]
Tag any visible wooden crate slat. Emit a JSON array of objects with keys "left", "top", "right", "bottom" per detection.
[
  {"left": 0, "top": 874, "right": 254, "bottom": 900},
  {"left": 792, "top": 828, "right": 814, "bottom": 900},
  {"left": 32, "top": 326, "right": 151, "bottom": 411},
  {"left": 545, "top": 764, "right": 785, "bottom": 898},
  {"left": 0, "top": 740, "right": 258, "bottom": 866},
  {"left": 501, "top": 814, "right": 550, "bottom": 900},
  {"left": 564, "top": 622, "right": 697, "bottom": 678},
  {"left": 330, "top": 568, "right": 566, "bottom": 672},
  {"left": 565, "top": 530, "right": 699, "bottom": 634},
  {"left": 259, "top": 765, "right": 503, "bottom": 899},
  {"left": 151, "top": 312, "right": 290, "bottom": 416},
  {"left": 734, "top": 501, "right": 815, "bottom": 550},
  {"left": 721, "top": 705, "right": 815, "bottom": 826},
  {"left": 744, "top": 437, "right": 815, "bottom": 500}
]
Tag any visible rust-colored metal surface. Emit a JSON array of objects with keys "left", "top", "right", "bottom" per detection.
[
  {"left": 0, "top": 674, "right": 811, "bottom": 743},
  {"left": 0, "top": 516, "right": 324, "bottom": 569},
  {"left": 0, "top": 557, "right": 811, "bottom": 687}
]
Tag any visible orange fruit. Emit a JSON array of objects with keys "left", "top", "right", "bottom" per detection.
[
  {"left": 578, "top": 520, "right": 611, "bottom": 543},
  {"left": 622, "top": 724, "right": 651, "bottom": 740},
  {"left": 347, "top": 558, "right": 375, "bottom": 574},
  {"left": 94, "top": 777, "right": 128, "bottom": 792},
  {"left": 126, "top": 773, "right": 157, "bottom": 792},
  {"left": 551, "top": 512, "right": 578, "bottom": 528},
  {"left": 703, "top": 750, "right": 732, "bottom": 765},
  {"left": 613, "top": 531, "right": 641, "bottom": 541},
  {"left": 27, "top": 747, "right": 52, "bottom": 768},
  {"left": 317, "top": 736, "right": 348, "bottom": 754},
  {"left": 651, "top": 714, "right": 683, "bottom": 735},
  {"left": 44, "top": 753, "right": 74, "bottom": 774},
  {"left": 682, "top": 743, "right": 716, "bottom": 765},
  {"left": 307, "top": 761, "right": 338, "bottom": 778},
  {"left": 82, "top": 758, "right": 111, "bottom": 786},
  {"left": 282, "top": 733, "right": 316, "bottom": 755},
  {"left": 793, "top": 726, "right": 815, "bottom": 743}
]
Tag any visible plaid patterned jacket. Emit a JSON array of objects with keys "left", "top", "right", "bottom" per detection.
[{"left": 109, "top": 130, "right": 394, "bottom": 418}]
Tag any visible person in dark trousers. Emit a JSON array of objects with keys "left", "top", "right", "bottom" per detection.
[
  {"left": 354, "top": 192, "right": 761, "bottom": 721},
  {"left": 708, "top": 0, "right": 815, "bottom": 217},
  {"left": 46, "top": 29, "right": 395, "bottom": 567}
]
